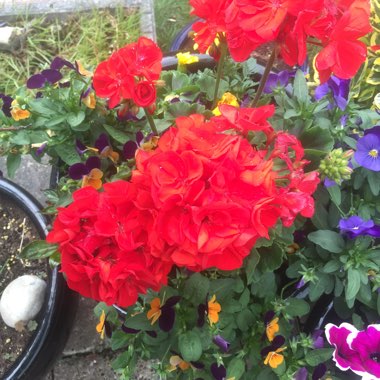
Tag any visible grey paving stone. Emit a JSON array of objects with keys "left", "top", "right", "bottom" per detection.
[
  {"left": 50, "top": 353, "right": 119, "bottom": 380},
  {"left": 0, "top": 155, "right": 51, "bottom": 205}
]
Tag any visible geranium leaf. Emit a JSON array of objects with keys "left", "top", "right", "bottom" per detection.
[{"left": 20, "top": 240, "right": 58, "bottom": 259}]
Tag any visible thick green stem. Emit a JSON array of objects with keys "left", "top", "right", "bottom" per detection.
[
  {"left": 212, "top": 42, "right": 228, "bottom": 109},
  {"left": 250, "top": 46, "right": 277, "bottom": 107},
  {"left": 144, "top": 107, "right": 158, "bottom": 135}
]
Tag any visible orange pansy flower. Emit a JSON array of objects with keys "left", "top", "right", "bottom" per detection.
[
  {"left": 82, "top": 168, "right": 103, "bottom": 189},
  {"left": 168, "top": 355, "right": 190, "bottom": 372},
  {"left": 264, "top": 346, "right": 286, "bottom": 368},
  {"left": 208, "top": 294, "right": 221, "bottom": 325},
  {"left": 147, "top": 297, "right": 162, "bottom": 325},
  {"left": 266, "top": 317, "right": 280, "bottom": 342},
  {"left": 96, "top": 309, "right": 106, "bottom": 339}
]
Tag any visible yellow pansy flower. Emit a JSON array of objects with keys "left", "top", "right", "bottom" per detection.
[{"left": 212, "top": 92, "right": 239, "bottom": 116}]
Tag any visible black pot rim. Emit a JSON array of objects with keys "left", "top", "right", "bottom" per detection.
[{"left": 0, "top": 177, "right": 78, "bottom": 380}]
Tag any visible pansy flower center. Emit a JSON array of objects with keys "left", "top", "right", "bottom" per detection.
[{"left": 369, "top": 149, "right": 379, "bottom": 158}]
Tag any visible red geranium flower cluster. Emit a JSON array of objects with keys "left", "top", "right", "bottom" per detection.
[
  {"left": 190, "top": 0, "right": 372, "bottom": 82},
  {"left": 47, "top": 109, "right": 319, "bottom": 306},
  {"left": 46, "top": 182, "right": 171, "bottom": 307},
  {"left": 132, "top": 108, "right": 319, "bottom": 271},
  {"left": 93, "top": 37, "right": 162, "bottom": 108}
]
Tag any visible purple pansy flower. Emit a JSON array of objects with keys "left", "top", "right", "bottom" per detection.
[
  {"left": 157, "top": 296, "right": 181, "bottom": 332},
  {"left": 213, "top": 335, "right": 230, "bottom": 353},
  {"left": 312, "top": 363, "right": 327, "bottom": 380},
  {"left": 263, "top": 70, "right": 294, "bottom": 94},
  {"left": 121, "top": 325, "right": 157, "bottom": 338},
  {"left": 326, "top": 323, "right": 380, "bottom": 379},
  {"left": 339, "top": 216, "right": 375, "bottom": 239},
  {"left": 354, "top": 130, "right": 380, "bottom": 172},
  {"left": 315, "top": 76, "right": 350, "bottom": 111},
  {"left": 210, "top": 363, "right": 226, "bottom": 380},
  {"left": 35, "top": 143, "right": 47, "bottom": 157},
  {"left": 75, "top": 139, "right": 88, "bottom": 155},
  {"left": 123, "top": 131, "right": 145, "bottom": 160},
  {"left": 295, "top": 367, "right": 308, "bottom": 380},
  {"left": 261, "top": 335, "right": 286, "bottom": 357},
  {"left": 296, "top": 277, "right": 305, "bottom": 289},
  {"left": 50, "top": 56, "right": 76, "bottom": 71},
  {"left": 0, "top": 93, "right": 13, "bottom": 117},
  {"left": 27, "top": 69, "right": 63, "bottom": 89},
  {"left": 68, "top": 156, "right": 101, "bottom": 180},
  {"left": 312, "top": 330, "right": 324, "bottom": 349}
]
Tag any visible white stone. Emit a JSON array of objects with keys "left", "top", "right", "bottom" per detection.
[{"left": 0, "top": 275, "right": 47, "bottom": 329}]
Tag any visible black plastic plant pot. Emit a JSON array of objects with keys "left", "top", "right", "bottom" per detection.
[{"left": 0, "top": 177, "right": 78, "bottom": 380}]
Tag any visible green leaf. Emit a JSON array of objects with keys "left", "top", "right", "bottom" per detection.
[
  {"left": 327, "top": 185, "right": 341, "bottom": 206},
  {"left": 103, "top": 124, "right": 131, "bottom": 144},
  {"left": 322, "top": 260, "right": 341, "bottom": 274},
  {"left": 111, "top": 351, "right": 133, "bottom": 371},
  {"left": 171, "top": 71, "right": 191, "bottom": 90},
  {"left": 311, "top": 205, "right": 330, "bottom": 230},
  {"left": 245, "top": 249, "right": 260, "bottom": 285},
  {"left": 10, "top": 131, "right": 31, "bottom": 145},
  {"left": 66, "top": 111, "right": 86, "bottom": 128},
  {"left": 6, "top": 153, "right": 21, "bottom": 178},
  {"left": 178, "top": 331, "right": 203, "bottom": 362},
  {"left": 309, "top": 273, "right": 333, "bottom": 301},
  {"left": 209, "top": 278, "right": 238, "bottom": 301},
  {"left": 298, "top": 126, "right": 334, "bottom": 161},
  {"left": 44, "top": 115, "right": 67, "bottom": 128},
  {"left": 377, "top": 293, "right": 380, "bottom": 316},
  {"left": 367, "top": 171, "right": 380, "bottom": 196},
  {"left": 251, "top": 272, "right": 277, "bottom": 298},
  {"left": 236, "top": 309, "right": 255, "bottom": 331},
  {"left": 226, "top": 357, "right": 245, "bottom": 380},
  {"left": 54, "top": 143, "right": 81, "bottom": 165},
  {"left": 257, "top": 244, "right": 284, "bottom": 272},
  {"left": 305, "top": 348, "right": 334, "bottom": 366},
  {"left": 184, "top": 273, "right": 210, "bottom": 304},
  {"left": 308, "top": 230, "right": 345, "bottom": 253},
  {"left": 124, "top": 313, "right": 154, "bottom": 331},
  {"left": 293, "top": 70, "right": 309, "bottom": 102},
  {"left": 111, "top": 330, "right": 131, "bottom": 350},
  {"left": 285, "top": 298, "right": 310, "bottom": 317},
  {"left": 20, "top": 240, "right": 58, "bottom": 260},
  {"left": 346, "top": 268, "right": 361, "bottom": 301}
]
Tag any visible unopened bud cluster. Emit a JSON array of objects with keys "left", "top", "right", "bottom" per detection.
[{"left": 319, "top": 148, "right": 353, "bottom": 183}]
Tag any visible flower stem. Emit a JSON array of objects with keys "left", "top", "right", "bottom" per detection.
[
  {"left": 250, "top": 46, "right": 277, "bottom": 107},
  {"left": 212, "top": 41, "right": 228, "bottom": 109},
  {"left": 144, "top": 108, "right": 158, "bottom": 135}
]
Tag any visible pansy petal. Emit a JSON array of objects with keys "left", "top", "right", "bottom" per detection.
[
  {"left": 41, "top": 69, "right": 63, "bottom": 84},
  {"left": 69, "top": 163, "right": 89, "bottom": 180},
  {"left": 95, "top": 133, "right": 110, "bottom": 152},
  {"left": 27, "top": 74, "right": 46, "bottom": 89},
  {"left": 50, "top": 56, "right": 76, "bottom": 70},
  {"left": 159, "top": 307, "right": 175, "bottom": 332},
  {"left": 210, "top": 363, "right": 226, "bottom": 380},
  {"left": 86, "top": 156, "right": 101, "bottom": 171},
  {"left": 123, "top": 141, "right": 138, "bottom": 159}
]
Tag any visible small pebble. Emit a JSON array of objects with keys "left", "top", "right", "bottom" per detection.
[{"left": 0, "top": 275, "right": 47, "bottom": 329}]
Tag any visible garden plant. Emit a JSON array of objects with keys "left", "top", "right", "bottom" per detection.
[{"left": 1, "top": 0, "right": 380, "bottom": 379}]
